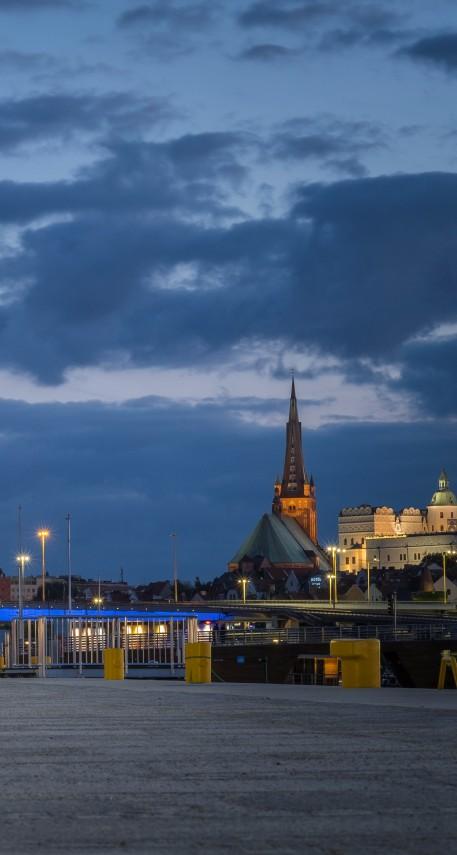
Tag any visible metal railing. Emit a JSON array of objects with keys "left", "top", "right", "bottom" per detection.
[
  {"left": 206, "top": 623, "right": 457, "bottom": 646},
  {"left": 4, "top": 616, "right": 189, "bottom": 672}
]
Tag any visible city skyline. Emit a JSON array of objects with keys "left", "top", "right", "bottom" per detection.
[{"left": 0, "top": 1, "right": 455, "bottom": 580}]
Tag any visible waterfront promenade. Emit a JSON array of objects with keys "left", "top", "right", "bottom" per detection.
[{"left": 1, "top": 680, "right": 456, "bottom": 853}]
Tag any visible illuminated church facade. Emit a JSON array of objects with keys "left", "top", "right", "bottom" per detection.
[{"left": 229, "top": 380, "right": 330, "bottom": 574}]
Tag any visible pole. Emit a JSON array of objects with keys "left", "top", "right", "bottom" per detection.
[
  {"left": 171, "top": 532, "right": 178, "bottom": 603},
  {"left": 18, "top": 556, "right": 24, "bottom": 624},
  {"left": 66, "top": 514, "right": 72, "bottom": 611},
  {"left": 393, "top": 592, "right": 397, "bottom": 636},
  {"left": 333, "top": 550, "right": 338, "bottom": 604},
  {"left": 367, "top": 561, "right": 370, "bottom": 603},
  {"left": 41, "top": 535, "right": 46, "bottom": 604},
  {"left": 17, "top": 504, "right": 22, "bottom": 554},
  {"left": 443, "top": 552, "right": 447, "bottom": 606}
]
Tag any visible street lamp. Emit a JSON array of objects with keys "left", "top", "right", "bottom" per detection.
[
  {"left": 170, "top": 532, "right": 178, "bottom": 604},
  {"left": 327, "top": 546, "right": 346, "bottom": 604},
  {"left": 367, "top": 556, "right": 378, "bottom": 604},
  {"left": 238, "top": 577, "right": 248, "bottom": 604},
  {"left": 16, "top": 553, "right": 30, "bottom": 623},
  {"left": 37, "top": 529, "right": 50, "bottom": 604},
  {"left": 442, "top": 549, "right": 457, "bottom": 606},
  {"left": 327, "top": 573, "right": 335, "bottom": 606}
]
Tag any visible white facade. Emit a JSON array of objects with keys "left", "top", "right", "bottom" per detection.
[{"left": 338, "top": 470, "right": 457, "bottom": 572}]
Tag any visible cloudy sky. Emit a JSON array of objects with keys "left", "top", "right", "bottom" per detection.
[{"left": 0, "top": 0, "right": 456, "bottom": 583}]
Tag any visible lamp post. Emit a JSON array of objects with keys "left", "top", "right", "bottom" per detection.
[
  {"left": 92, "top": 577, "right": 103, "bottom": 612},
  {"left": 367, "top": 556, "right": 378, "bottom": 603},
  {"left": 16, "top": 553, "right": 30, "bottom": 623},
  {"left": 170, "top": 532, "right": 178, "bottom": 603},
  {"left": 327, "top": 546, "right": 346, "bottom": 604},
  {"left": 66, "top": 513, "right": 72, "bottom": 611},
  {"left": 37, "top": 529, "right": 50, "bottom": 604},
  {"left": 238, "top": 577, "right": 248, "bottom": 604},
  {"left": 327, "top": 573, "right": 334, "bottom": 606},
  {"left": 443, "top": 549, "right": 456, "bottom": 606}
]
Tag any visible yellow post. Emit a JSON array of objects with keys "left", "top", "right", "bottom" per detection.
[
  {"left": 330, "top": 639, "right": 381, "bottom": 688},
  {"left": 437, "top": 650, "right": 457, "bottom": 689},
  {"left": 0, "top": 655, "right": 5, "bottom": 670},
  {"left": 185, "top": 641, "right": 211, "bottom": 683},
  {"left": 103, "top": 648, "right": 125, "bottom": 680}
]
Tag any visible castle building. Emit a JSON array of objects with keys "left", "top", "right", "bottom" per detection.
[
  {"left": 229, "top": 380, "right": 330, "bottom": 574},
  {"left": 338, "top": 469, "right": 457, "bottom": 571}
]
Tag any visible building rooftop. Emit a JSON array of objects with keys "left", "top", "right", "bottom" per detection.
[{"left": 229, "top": 513, "right": 330, "bottom": 570}]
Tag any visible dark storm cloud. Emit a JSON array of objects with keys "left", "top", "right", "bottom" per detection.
[
  {"left": 0, "top": 136, "right": 457, "bottom": 414},
  {"left": 238, "top": 0, "right": 334, "bottom": 28},
  {"left": 117, "top": 1, "right": 215, "bottom": 30},
  {"left": 400, "top": 33, "right": 457, "bottom": 73},
  {"left": 388, "top": 336, "right": 457, "bottom": 417},
  {"left": 0, "top": 393, "right": 454, "bottom": 580},
  {"left": 0, "top": 93, "right": 175, "bottom": 153},
  {"left": 0, "top": 50, "right": 59, "bottom": 72},
  {"left": 270, "top": 117, "right": 385, "bottom": 176},
  {"left": 117, "top": 0, "right": 217, "bottom": 57},
  {"left": 238, "top": 0, "right": 409, "bottom": 53},
  {"left": 238, "top": 1, "right": 400, "bottom": 32},
  {"left": 320, "top": 25, "right": 410, "bottom": 51},
  {"left": 0, "top": 133, "right": 251, "bottom": 226},
  {"left": 0, "top": 0, "right": 82, "bottom": 9},
  {"left": 238, "top": 43, "right": 300, "bottom": 62}
]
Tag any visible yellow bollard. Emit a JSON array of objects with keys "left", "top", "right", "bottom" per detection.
[
  {"left": 185, "top": 641, "right": 211, "bottom": 683},
  {"left": 330, "top": 639, "right": 381, "bottom": 688},
  {"left": 437, "top": 650, "right": 457, "bottom": 689},
  {"left": 103, "top": 648, "right": 125, "bottom": 680},
  {"left": 0, "top": 655, "right": 5, "bottom": 670}
]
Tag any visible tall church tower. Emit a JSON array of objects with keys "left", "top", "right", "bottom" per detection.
[{"left": 272, "top": 379, "right": 318, "bottom": 543}]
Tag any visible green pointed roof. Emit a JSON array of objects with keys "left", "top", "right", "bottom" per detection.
[
  {"left": 229, "top": 513, "right": 329, "bottom": 569},
  {"left": 281, "top": 516, "right": 331, "bottom": 570}
]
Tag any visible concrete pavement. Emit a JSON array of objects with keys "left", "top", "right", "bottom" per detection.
[{"left": 0, "top": 679, "right": 456, "bottom": 854}]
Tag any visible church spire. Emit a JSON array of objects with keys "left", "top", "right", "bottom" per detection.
[
  {"left": 272, "top": 379, "right": 318, "bottom": 543},
  {"left": 281, "top": 378, "right": 308, "bottom": 497}
]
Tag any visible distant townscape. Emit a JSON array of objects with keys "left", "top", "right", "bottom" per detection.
[{"left": 5, "top": 382, "right": 456, "bottom": 607}]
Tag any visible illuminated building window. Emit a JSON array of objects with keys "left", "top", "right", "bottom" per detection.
[
  {"left": 344, "top": 538, "right": 347, "bottom": 545},
  {"left": 346, "top": 557, "right": 350, "bottom": 565},
  {"left": 440, "top": 512, "right": 444, "bottom": 519}
]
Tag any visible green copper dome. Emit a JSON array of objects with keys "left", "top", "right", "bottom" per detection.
[{"left": 429, "top": 469, "right": 457, "bottom": 505}]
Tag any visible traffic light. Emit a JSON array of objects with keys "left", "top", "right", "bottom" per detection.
[{"left": 387, "top": 594, "right": 394, "bottom": 615}]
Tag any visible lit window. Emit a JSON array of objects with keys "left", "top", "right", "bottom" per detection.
[
  {"left": 344, "top": 538, "right": 347, "bottom": 545},
  {"left": 346, "top": 557, "right": 350, "bottom": 565}
]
